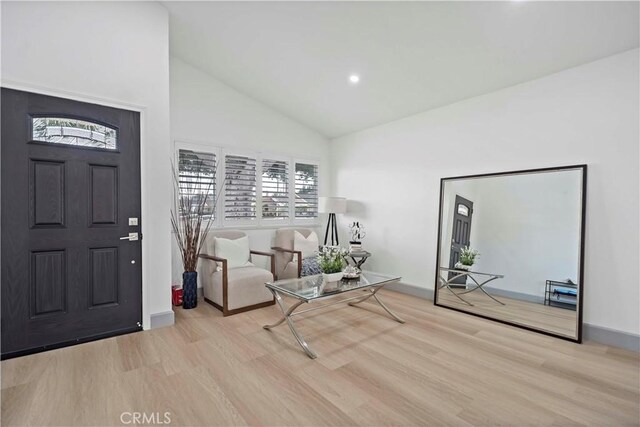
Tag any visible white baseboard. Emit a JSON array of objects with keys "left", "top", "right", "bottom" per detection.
[
  {"left": 386, "top": 281, "right": 434, "bottom": 300},
  {"left": 149, "top": 310, "right": 175, "bottom": 329},
  {"left": 386, "top": 282, "right": 639, "bottom": 352},
  {"left": 583, "top": 324, "right": 640, "bottom": 352}
]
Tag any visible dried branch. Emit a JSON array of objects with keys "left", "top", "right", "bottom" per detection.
[{"left": 171, "top": 158, "right": 226, "bottom": 272}]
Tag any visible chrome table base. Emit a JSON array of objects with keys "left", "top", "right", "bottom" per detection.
[
  {"left": 263, "top": 285, "right": 405, "bottom": 359},
  {"left": 438, "top": 268, "right": 505, "bottom": 306}
]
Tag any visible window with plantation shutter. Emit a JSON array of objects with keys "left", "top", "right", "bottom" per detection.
[
  {"left": 224, "top": 154, "right": 257, "bottom": 220},
  {"left": 178, "top": 149, "right": 217, "bottom": 219},
  {"left": 261, "top": 159, "right": 289, "bottom": 220},
  {"left": 295, "top": 162, "right": 319, "bottom": 219}
]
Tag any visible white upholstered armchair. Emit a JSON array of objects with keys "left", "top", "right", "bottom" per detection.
[
  {"left": 198, "top": 230, "right": 275, "bottom": 316},
  {"left": 271, "top": 228, "right": 319, "bottom": 280}
]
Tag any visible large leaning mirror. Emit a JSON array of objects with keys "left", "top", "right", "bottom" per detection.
[{"left": 434, "top": 165, "right": 586, "bottom": 342}]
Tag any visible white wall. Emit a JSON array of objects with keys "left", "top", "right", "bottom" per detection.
[
  {"left": 1, "top": 1, "right": 172, "bottom": 328},
  {"left": 330, "top": 49, "right": 639, "bottom": 335},
  {"left": 440, "top": 171, "right": 582, "bottom": 299},
  {"left": 169, "top": 57, "right": 331, "bottom": 283}
]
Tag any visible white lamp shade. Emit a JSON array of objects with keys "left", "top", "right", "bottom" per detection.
[{"left": 319, "top": 197, "right": 347, "bottom": 214}]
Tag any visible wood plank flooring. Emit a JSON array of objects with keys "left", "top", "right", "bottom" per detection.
[
  {"left": 2, "top": 290, "right": 639, "bottom": 426},
  {"left": 437, "top": 289, "right": 578, "bottom": 337}
]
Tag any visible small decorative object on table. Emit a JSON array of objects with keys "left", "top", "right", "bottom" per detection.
[
  {"left": 318, "top": 246, "right": 347, "bottom": 284},
  {"left": 455, "top": 246, "right": 479, "bottom": 271},
  {"left": 348, "top": 221, "right": 367, "bottom": 252},
  {"left": 342, "top": 265, "right": 361, "bottom": 279}
]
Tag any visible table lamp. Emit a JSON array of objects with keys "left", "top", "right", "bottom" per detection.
[{"left": 319, "top": 197, "right": 347, "bottom": 246}]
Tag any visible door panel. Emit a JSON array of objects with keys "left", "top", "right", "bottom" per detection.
[
  {"left": 30, "top": 250, "right": 67, "bottom": 317},
  {"left": 31, "top": 160, "right": 66, "bottom": 227},
  {"left": 1, "top": 88, "right": 142, "bottom": 358},
  {"left": 89, "top": 247, "right": 119, "bottom": 307},
  {"left": 89, "top": 164, "right": 119, "bottom": 225}
]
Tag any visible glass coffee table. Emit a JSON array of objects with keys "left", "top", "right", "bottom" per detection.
[{"left": 263, "top": 272, "right": 405, "bottom": 359}]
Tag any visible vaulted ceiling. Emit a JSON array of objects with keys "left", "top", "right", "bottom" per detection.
[{"left": 166, "top": 1, "right": 639, "bottom": 138}]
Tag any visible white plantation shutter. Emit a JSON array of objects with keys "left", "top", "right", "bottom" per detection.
[
  {"left": 178, "top": 149, "right": 217, "bottom": 219},
  {"left": 295, "top": 162, "right": 319, "bottom": 219},
  {"left": 224, "top": 154, "right": 257, "bottom": 220},
  {"left": 261, "top": 159, "right": 289, "bottom": 220}
]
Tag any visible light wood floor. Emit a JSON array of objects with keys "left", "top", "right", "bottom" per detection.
[
  {"left": 2, "top": 290, "right": 639, "bottom": 426},
  {"left": 437, "top": 289, "right": 578, "bottom": 337}
]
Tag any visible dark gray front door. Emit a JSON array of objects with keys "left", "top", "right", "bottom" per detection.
[
  {"left": 1, "top": 88, "right": 142, "bottom": 359},
  {"left": 449, "top": 195, "right": 473, "bottom": 285}
]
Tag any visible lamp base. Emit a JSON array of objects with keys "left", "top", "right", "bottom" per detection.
[{"left": 324, "top": 213, "right": 339, "bottom": 246}]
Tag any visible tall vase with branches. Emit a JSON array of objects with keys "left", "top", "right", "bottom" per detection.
[{"left": 171, "top": 158, "right": 223, "bottom": 309}]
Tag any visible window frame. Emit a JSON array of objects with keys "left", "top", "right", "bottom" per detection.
[
  {"left": 259, "top": 153, "right": 293, "bottom": 226},
  {"left": 174, "top": 141, "right": 223, "bottom": 228},
  {"left": 173, "top": 141, "right": 321, "bottom": 229},
  {"left": 222, "top": 148, "right": 259, "bottom": 227},
  {"left": 293, "top": 158, "right": 321, "bottom": 224}
]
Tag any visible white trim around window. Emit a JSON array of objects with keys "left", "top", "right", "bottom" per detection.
[
  {"left": 173, "top": 141, "right": 320, "bottom": 229},
  {"left": 293, "top": 158, "right": 321, "bottom": 223},
  {"left": 260, "top": 153, "right": 293, "bottom": 227},
  {"left": 174, "top": 141, "right": 223, "bottom": 228},
  {"left": 222, "top": 147, "right": 259, "bottom": 227}
]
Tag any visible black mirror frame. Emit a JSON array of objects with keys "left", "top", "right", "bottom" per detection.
[{"left": 433, "top": 164, "right": 587, "bottom": 343}]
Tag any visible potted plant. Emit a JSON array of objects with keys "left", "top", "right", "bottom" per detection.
[
  {"left": 455, "top": 246, "right": 479, "bottom": 271},
  {"left": 170, "top": 158, "right": 223, "bottom": 309},
  {"left": 318, "top": 246, "right": 347, "bottom": 284}
]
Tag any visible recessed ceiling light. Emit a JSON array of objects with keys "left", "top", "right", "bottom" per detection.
[{"left": 349, "top": 74, "right": 360, "bottom": 84}]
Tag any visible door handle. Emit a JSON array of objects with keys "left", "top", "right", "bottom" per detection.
[{"left": 120, "top": 232, "right": 139, "bottom": 241}]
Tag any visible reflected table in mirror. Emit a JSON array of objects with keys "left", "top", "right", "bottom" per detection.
[
  {"left": 438, "top": 267, "right": 505, "bottom": 306},
  {"left": 263, "top": 271, "right": 404, "bottom": 359}
]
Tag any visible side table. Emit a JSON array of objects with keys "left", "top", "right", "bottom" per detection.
[{"left": 348, "top": 251, "right": 371, "bottom": 269}]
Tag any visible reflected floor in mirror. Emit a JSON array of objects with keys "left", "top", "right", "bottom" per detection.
[{"left": 437, "top": 291, "right": 576, "bottom": 338}]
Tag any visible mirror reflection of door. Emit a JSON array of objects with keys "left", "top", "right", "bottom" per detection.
[{"left": 449, "top": 195, "right": 473, "bottom": 285}]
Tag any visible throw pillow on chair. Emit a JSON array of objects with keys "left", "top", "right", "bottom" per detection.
[{"left": 293, "top": 230, "right": 319, "bottom": 260}]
